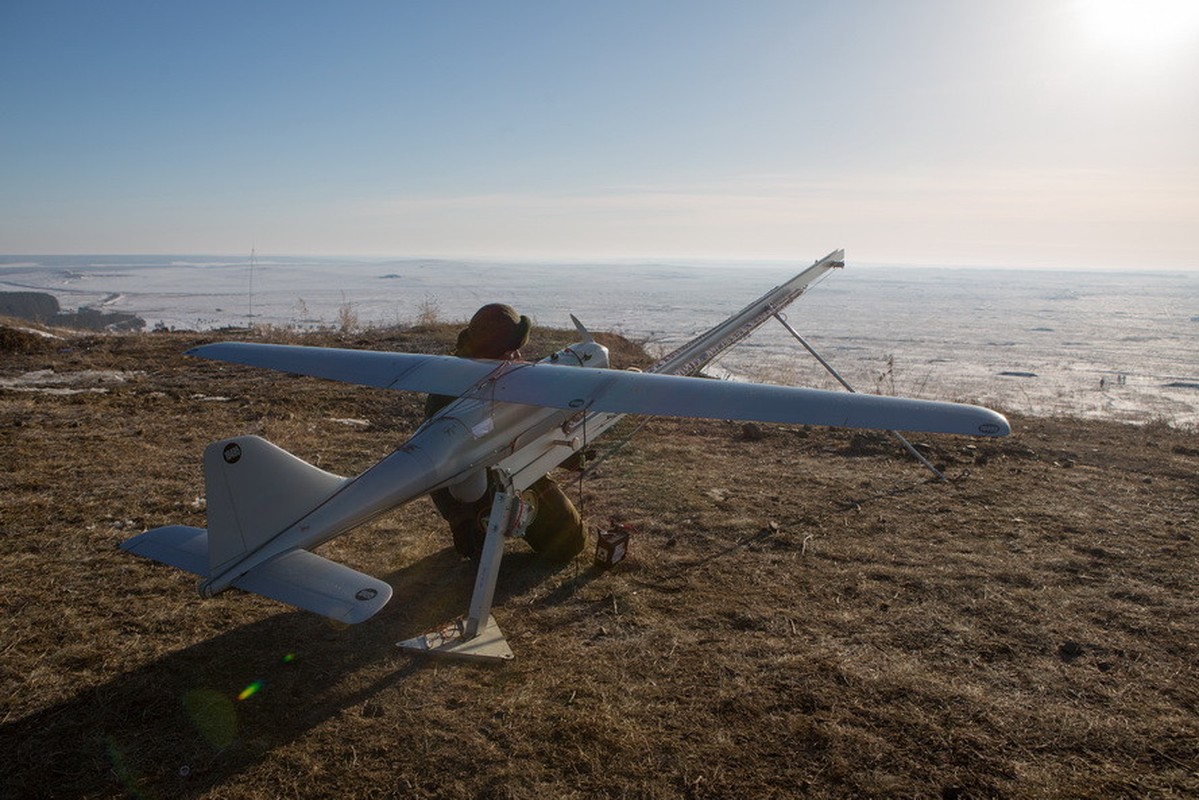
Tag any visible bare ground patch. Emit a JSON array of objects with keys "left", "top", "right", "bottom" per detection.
[{"left": 1, "top": 326, "right": 1196, "bottom": 798}]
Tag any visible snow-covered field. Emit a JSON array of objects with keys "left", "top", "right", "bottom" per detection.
[{"left": 3, "top": 255, "right": 1196, "bottom": 426}]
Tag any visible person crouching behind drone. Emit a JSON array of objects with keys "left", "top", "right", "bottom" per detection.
[{"left": 423, "top": 303, "right": 586, "bottom": 563}]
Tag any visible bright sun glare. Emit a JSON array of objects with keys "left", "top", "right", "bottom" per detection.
[{"left": 1077, "top": 0, "right": 1199, "bottom": 55}]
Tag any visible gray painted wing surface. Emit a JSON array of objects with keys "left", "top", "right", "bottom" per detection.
[
  {"left": 475, "top": 363, "right": 1011, "bottom": 436},
  {"left": 188, "top": 342, "right": 499, "bottom": 395},
  {"left": 232, "top": 549, "right": 392, "bottom": 625},
  {"left": 189, "top": 343, "right": 1009, "bottom": 436}
]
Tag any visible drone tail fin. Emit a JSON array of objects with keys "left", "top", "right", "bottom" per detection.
[
  {"left": 121, "top": 437, "right": 391, "bottom": 622},
  {"left": 199, "top": 435, "right": 348, "bottom": 575},
  {"left": 120, "top": 436, "right": 345, "bottom": 578}
]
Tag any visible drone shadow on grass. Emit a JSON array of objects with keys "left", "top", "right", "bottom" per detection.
[{"left": 0, "top": 544, "right": 584, "bottom": 799}]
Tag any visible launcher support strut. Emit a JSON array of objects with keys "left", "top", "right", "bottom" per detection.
[
  {"left": 770, "top": 310, "right": 946, "bottom": 481},
  {"left": 397, "top": 480, "right": 521, "bottom": 662}
]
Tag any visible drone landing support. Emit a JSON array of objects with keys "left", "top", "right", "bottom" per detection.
[
  {"left": 395, "top": 614, "right": 513, "bottom": 662},
  {"left": 398, "top": 487, "right": 519, "bottom": 662}
]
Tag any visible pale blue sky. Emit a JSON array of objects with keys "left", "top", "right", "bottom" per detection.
[{"left": 2, "top": 0, "right": 1196, "bottom": 268}]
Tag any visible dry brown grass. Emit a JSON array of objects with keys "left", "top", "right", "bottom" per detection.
[{"left": 2, "top": 324, "right": 1197, "bottom": 799}]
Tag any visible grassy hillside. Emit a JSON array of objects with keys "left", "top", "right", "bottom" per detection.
[{"left": 1, "top": 324, "right": 1196, "bottom": 798}]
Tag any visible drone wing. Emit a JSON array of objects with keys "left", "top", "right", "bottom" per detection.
[
  {"left": 188, "top": 342, "right": 501, "bottom": 395},
  {"left": 473, "top": 362, "right": 1008, "bottom": 437},
  {"left": 190, "top": 342, "right": 1008, "bottom": 437}
]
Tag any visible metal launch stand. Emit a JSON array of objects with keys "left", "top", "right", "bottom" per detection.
[{"left": 396, "top": 481, "right": 526, "bottom": 662}]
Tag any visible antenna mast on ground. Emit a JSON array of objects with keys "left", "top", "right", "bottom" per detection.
[{"left": 247, "top": 246, "right": 256, "bottom": 325}]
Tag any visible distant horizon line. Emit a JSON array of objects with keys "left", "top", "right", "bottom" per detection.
[{"left": 0, "top": 252, "right": 1194, "bottom": 274}]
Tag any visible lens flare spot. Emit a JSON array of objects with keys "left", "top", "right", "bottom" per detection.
[
  {"left": 182, "top": 688, "right": 237, "bottom": 750},
  {"left": 105, "top": 738, "right": 143, "bottom": 797},
  {"left": 282, "top": 653, "right": 295, "bottom": 663},
  {"left": 238, "top": 680, "right": 264, "bottom": 701}
]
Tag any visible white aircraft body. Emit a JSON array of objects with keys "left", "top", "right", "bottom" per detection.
[{"left": 121, "top": 251, "right": 1010, "bottom": 659}]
